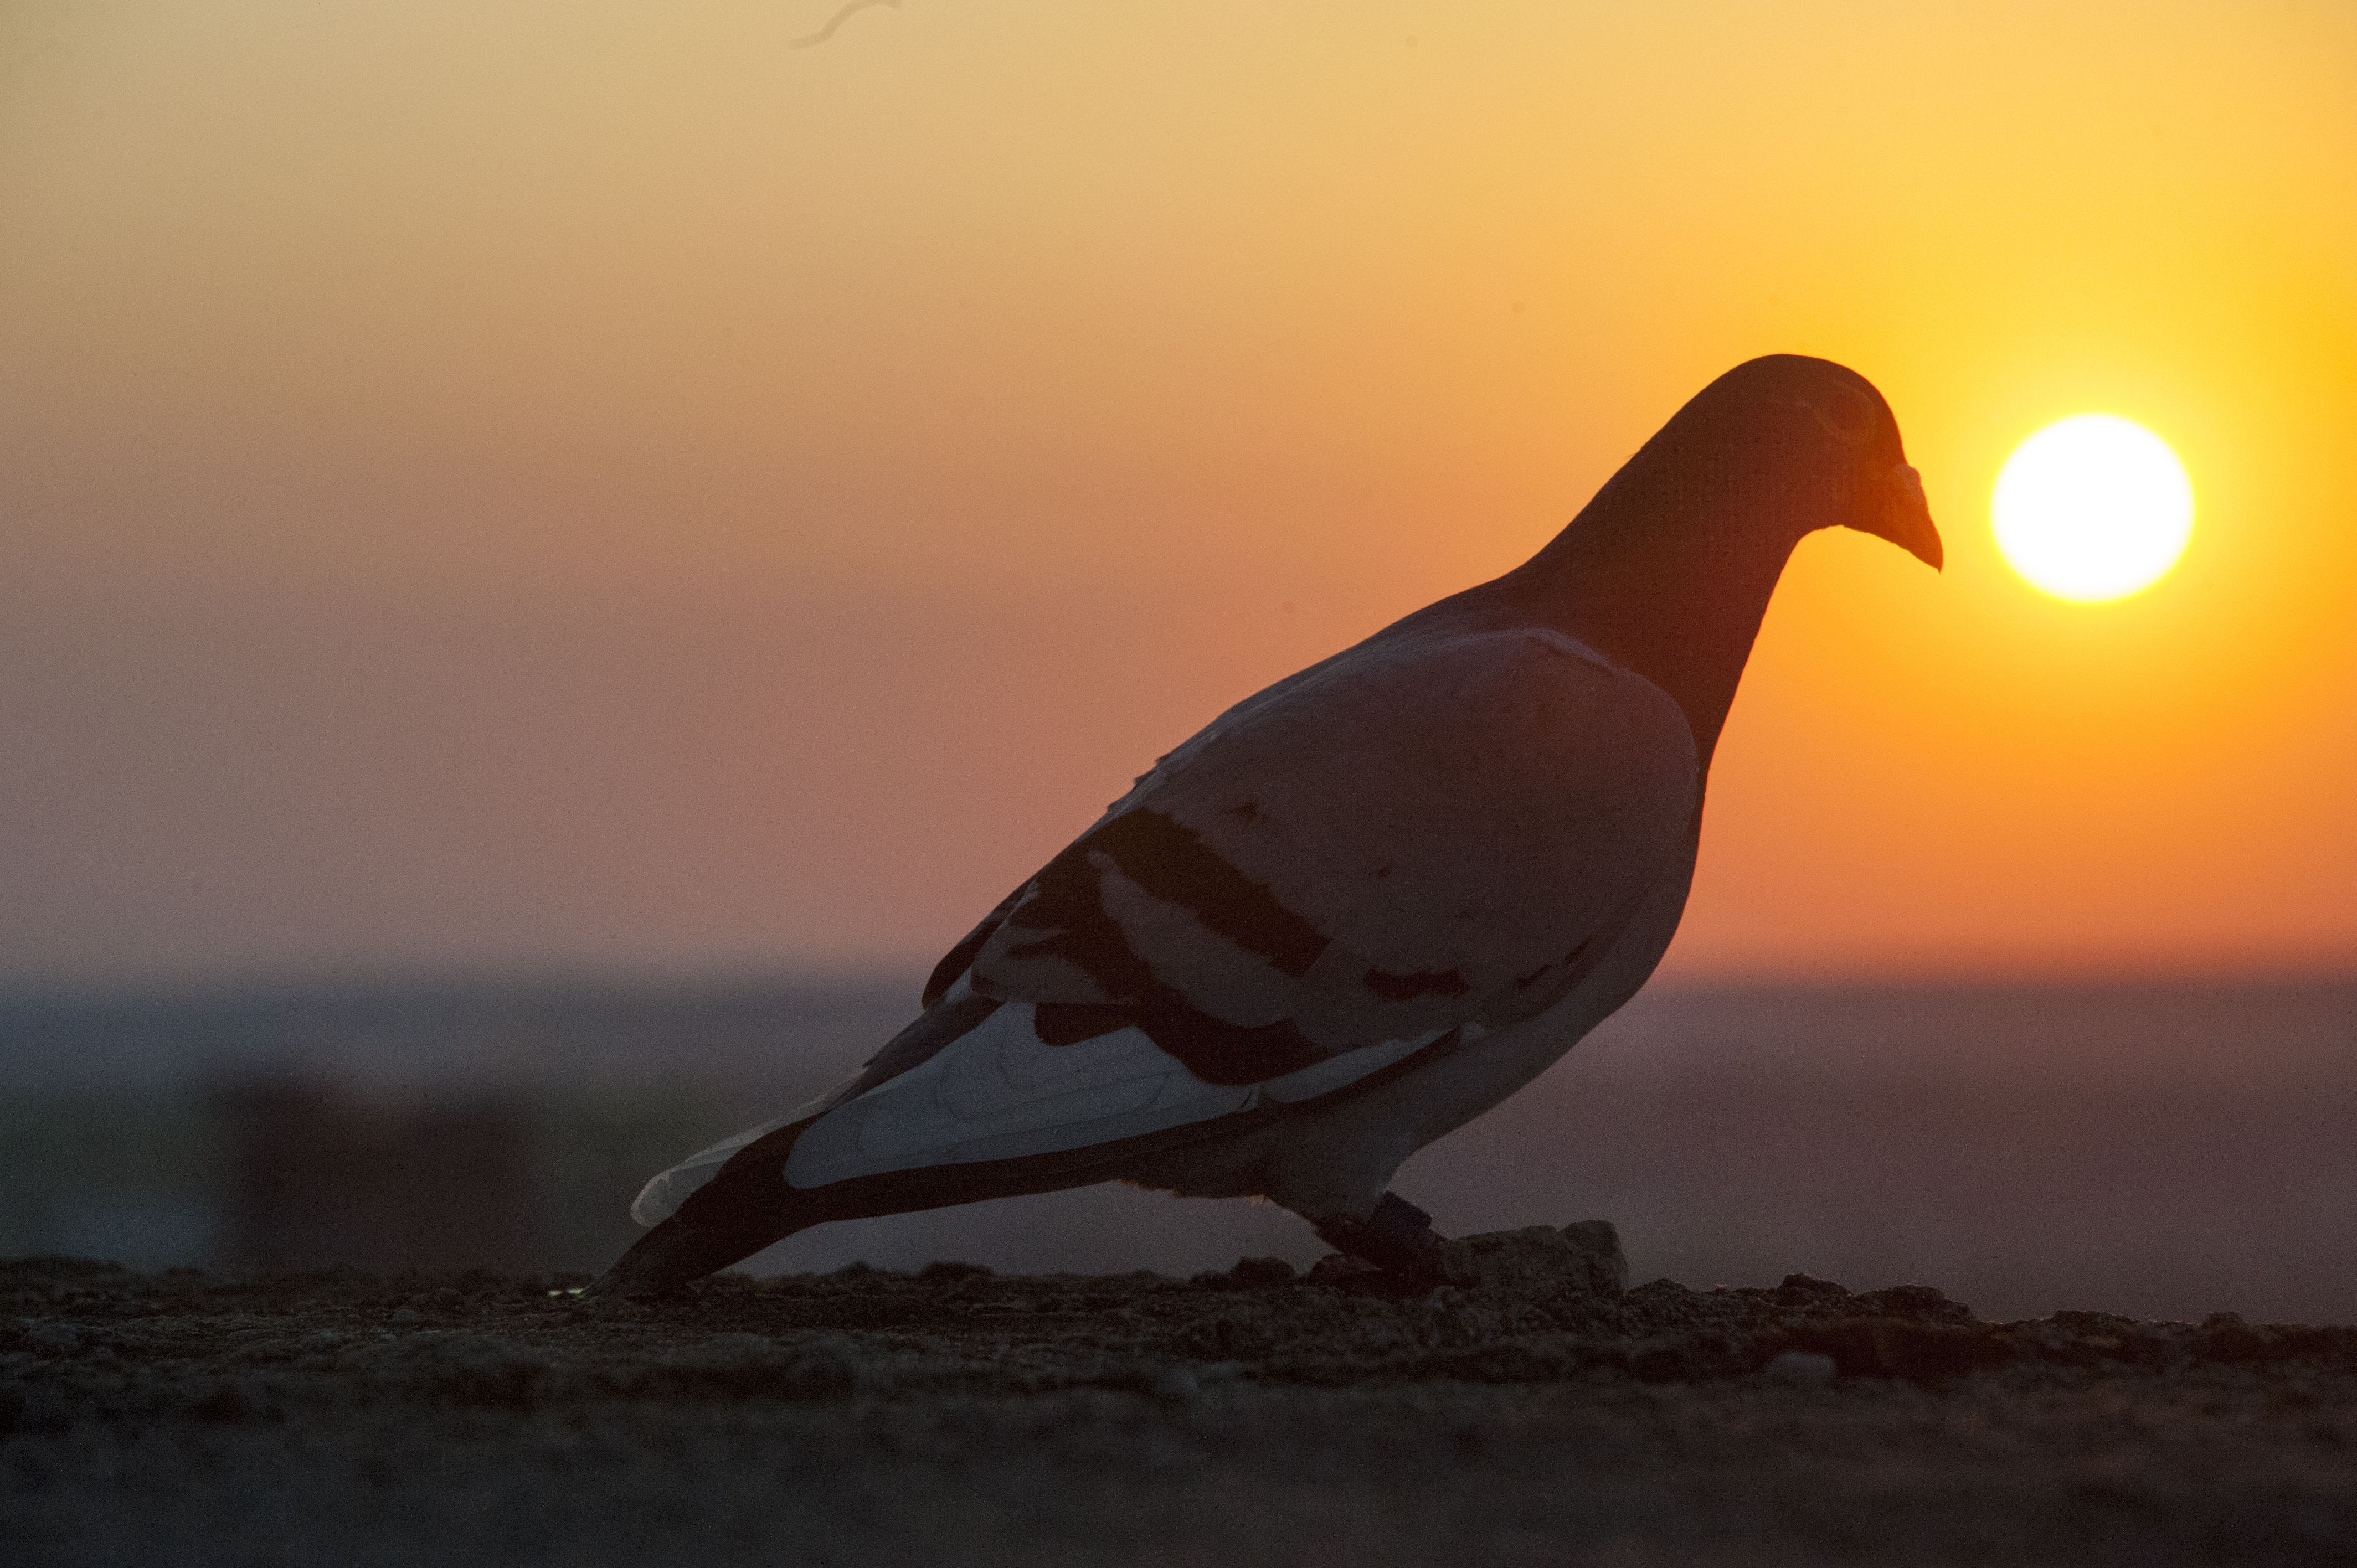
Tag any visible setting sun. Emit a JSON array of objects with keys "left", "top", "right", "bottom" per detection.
[{"left": 1991, "top": 415, "right": 2195, "bottom": 602}]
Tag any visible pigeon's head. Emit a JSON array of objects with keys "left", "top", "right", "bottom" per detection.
[{"left": 1686, "top": 355, "right": 1943, "bottom": 571}]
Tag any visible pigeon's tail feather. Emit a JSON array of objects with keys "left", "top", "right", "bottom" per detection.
[
  {"left": 586, "top": 1116, "right": 819, "bottom": 1296},
  {"left": 585, "top": 1203, "right": 803, "bottom": 1297}
]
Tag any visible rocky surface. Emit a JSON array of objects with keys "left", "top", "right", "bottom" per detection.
[{"left": 4, "top": 1225, "right": 2355, "bottom": 1565}]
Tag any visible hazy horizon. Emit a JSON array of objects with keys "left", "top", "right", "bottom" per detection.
[
  {"left": 11, "top": 956, "right": 2357, "bottom": 1007},
  {"left": 6, "top": 973, "right": 2352, "bottom": 1322}
]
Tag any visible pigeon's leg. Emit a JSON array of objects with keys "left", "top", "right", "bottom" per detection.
[{"left": 1314, "top": 1191, "right": 1444, "bottom": 1283}]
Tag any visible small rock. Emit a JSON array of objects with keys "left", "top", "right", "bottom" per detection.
[
  {"left": 1560, "top": 1222, "right": 1630, "bottom": 1292},
  {"left": 2193, "top": 1312, "right": 2270, "bottom": 1364},
  {"left": 1434, "top": 1221, "right": 1627, "bottom": 1299},
  {"left": 1762, "top": 1350, "right": 1839, "bottom": 1389},
  {"left": 1151, "top": 1367, "right": 1201, "bottom": 1401},
  {"left": 918, "top": 1261, "right": 993, "bottom": 1281},
  {"left": 1771, "top": 1273, "right": 1854, "bottom": 1307},
  {"left": 1784, "top": 1319, "right": 2014, "bottom": 1381},
  {"left": 1856, "top": 1284, "right": 1974, "bottom": 1324},
  {"left": 1306, "top": 1254, "right": 1384, "bottom": 1288},
  {"left": 1226, "top": 1256, "right": 1297, "bottom": 1287}
]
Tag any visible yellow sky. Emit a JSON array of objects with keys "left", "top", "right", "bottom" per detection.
[{"left": 2, "top": 1, "right": 2353, "bottom": 982}]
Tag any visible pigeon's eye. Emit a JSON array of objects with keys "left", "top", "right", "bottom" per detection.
[{"left": 1806, "top": 386, "right": 1877, "bottom": 445}]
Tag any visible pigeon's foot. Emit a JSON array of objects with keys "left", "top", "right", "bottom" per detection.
[{"left": 1314, "top": 1192, "right": 1444, "bottom": 1286}]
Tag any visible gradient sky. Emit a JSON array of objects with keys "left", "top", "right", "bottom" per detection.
[{"left": 2, "top": 1, "right": 2353, "bottom": 986}]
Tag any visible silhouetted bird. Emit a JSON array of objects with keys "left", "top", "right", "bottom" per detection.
[{"left": 591, "top": 354, "right": 1942, "bottom": 1294}]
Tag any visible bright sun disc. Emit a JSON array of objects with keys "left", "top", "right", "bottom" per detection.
[{"left": 1992, "top": 415, "right": 2193, "bottom": 602}]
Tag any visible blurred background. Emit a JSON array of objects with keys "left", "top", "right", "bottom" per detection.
[
  {"left": 7, "top": 977, "right": 2355, "bottom": 1322},
  {"left": 2, "top": 1, "right": 2352, "bottom": 1321}
]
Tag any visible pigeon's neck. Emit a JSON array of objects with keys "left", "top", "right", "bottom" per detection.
[{"left": 1500, "top": 453, "right": 1806, "bottom": 773}]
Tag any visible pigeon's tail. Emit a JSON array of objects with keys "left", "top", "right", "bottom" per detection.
[{"left": 586, "top": 1115, "right": 820, "bottom": 1297}]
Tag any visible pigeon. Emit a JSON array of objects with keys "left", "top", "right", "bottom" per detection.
[{"left": 590, "top": 354, "right": 1941, "bottom": 1294}]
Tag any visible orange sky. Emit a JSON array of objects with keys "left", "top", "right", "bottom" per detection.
[{"left": 2, "top": 1, "right": 2353, "bottom": 985}]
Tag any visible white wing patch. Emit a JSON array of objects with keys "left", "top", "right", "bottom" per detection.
[{"left": 779, "top": 1002, "right": 1457, "bottom": 1189}]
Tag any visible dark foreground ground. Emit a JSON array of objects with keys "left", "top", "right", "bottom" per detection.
[{"left": 4, "top": 1229, "right": 2354, "bottom": 1567}]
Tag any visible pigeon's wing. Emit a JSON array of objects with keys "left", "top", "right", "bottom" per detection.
[
  {"left": 719, "top": 627, "right": 1699, "bottom": 1200},
  {"left": 967, "top": 626, "right": 1699, "bottom": 1072},
  {"left": 910, "top": 646, "right": 1360, "bottom": 1014}
]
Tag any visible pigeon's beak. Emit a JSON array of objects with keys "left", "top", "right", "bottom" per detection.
[{"left": 1867, "top": 461, "right": 1943, "bottom": 571}]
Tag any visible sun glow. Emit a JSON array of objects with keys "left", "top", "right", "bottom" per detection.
[{"left": 1991, "top": 416, "right": 2195, "bottom": 602}]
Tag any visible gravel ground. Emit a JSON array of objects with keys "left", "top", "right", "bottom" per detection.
[{"left": 4, "top": 1231, "right": 2354, "bottom": 1567}]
